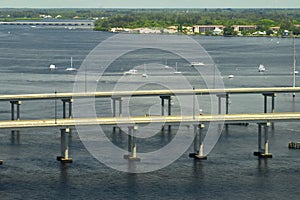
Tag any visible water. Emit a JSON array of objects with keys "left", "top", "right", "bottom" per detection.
[{"left": 1, "top": 26, "right": 300, "bottom": 199}]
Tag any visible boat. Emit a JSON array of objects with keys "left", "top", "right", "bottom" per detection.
[
  {"left": 228, "top": 74, "right": 234, "bottom": 79},
  {"left": 190, "top": 62, "right": 204, "bottom": 67},
  {"left": 173, "top": 62, "right": 182, "bottom": 74},
  {"left": 258, "top": 64, "right": 265, "bottom": 72},
  {"left": 142, "top": 64, "right": 148, "bottom": 78},
  {"left": 66, "top": 57, "right": 77, "bottom": 71},
  {"left": 49, "top": 64, "right": 56, "bottom": 71},
  {"left": 292, "top": 36, "right": 297, "bottom": 97},
  {"left": 142, "top": 73, "right": 148, "bottom": 78},
  {"left": 124, "top": 69, "right": 138, "bottom": 75},
  {"left": 165, "top": 59, "right": 170, "bottom": 69}
]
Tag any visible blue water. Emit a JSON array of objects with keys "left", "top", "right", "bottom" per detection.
[{"left": 1, "top": 26, "right": 300, "bottom": 199}]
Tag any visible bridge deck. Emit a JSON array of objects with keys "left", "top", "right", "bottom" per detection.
[
  {"left": 0, "top": 87, "right": 300, "bottom": 101},
  {"left": 0, "top": 112, "right": 299, "bottom": 129}
]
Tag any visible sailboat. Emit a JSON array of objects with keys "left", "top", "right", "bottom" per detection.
[
  {"left": 49, "top": 64, "right": 56, "bottom": 71},
  {"left": 142, "top": 64, "right": 148, "bottom": 78},
  {"left": 66, "top": 57, "right": 77, "bottom": 71},
  {"left": 173, "top": 62, "right": 182, "bottom": 74},
  {"left": 292, "top": 36, "right": 297, "bottom": 97},
  {"left": 258, "top": 64, "right": 265, "bottom": 72},
  {"left": 165, "top": 59, "right": 170, "bottom": 69},
  {"left": 190, "top": 62, "right": 205, "bottom": 67}
]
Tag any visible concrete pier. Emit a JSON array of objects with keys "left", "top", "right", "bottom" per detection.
[
  {"left": 263, "top": 93, "right": 276, "bottom": 128},
  {"left": 10, "top": 100, "right": 22, "bottom": 120},
  {"left": 62, "top": 99, "right": 73, "bottom": 119},
  {"left": 254, "top": 122, "right": 272, "bottom": 158},
  {"left": 57, "top": 128, "right": 73, "bottom": 163},
  {"left": 160, "top": 96, "right": 172, "bottom": 131},
  {"left": 262, "top": 93, "right": 276, "bottom": 113},
  {"left": 11, "top": 130, "right": 20, "bottom": 144},
  {"left": 160, "top": 95, "right": 172, "bottom": 116},
  {"left": 10, "top": 101, "right": 21, "bottom": 146},
  {"left": 189, "top": 123, "right": 207, "bottom": 160},
  {"left": 124, "top": 126, "right": 140, "bottom": 161},
  {"left": 112, "top": 97, "right": 123, "bottom": 131},
  {"left": 112, "top": 97, "right": 123, "bottom": 117},
  {"left": 288, "top": 142, "right": 300, "bottom": 149},
  {"left": 216, "top": 93, "right": 229, "bottom": 115}
]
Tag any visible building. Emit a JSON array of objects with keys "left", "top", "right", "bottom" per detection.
[
  {"left": 192, "top": 25, "right": 224, "bottom": 34},
  {"left": 232, "top": 25, "right": 256, "bottom": 32}
]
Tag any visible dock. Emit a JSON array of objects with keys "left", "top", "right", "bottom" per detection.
[{"left": 288, "top": 142, "right": 300, "bottom": 149}]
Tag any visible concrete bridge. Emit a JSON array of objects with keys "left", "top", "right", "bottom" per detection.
[
  {"left": 0, "top": 20, "right": 94, "bottom": 27},
  {"left": 0, "top": 87, "right": 300, "bottom": 165}
]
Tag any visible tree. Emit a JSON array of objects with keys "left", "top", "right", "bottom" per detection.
[{"left": 223, "top": 27, "right": 236, "bottom": 36}]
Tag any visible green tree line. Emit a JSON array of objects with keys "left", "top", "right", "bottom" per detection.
[
  {"left": 93, "top": 9, "right": 300, "bottom": 34},
  {"left": 1, "top": 8, "right": 300, "bottom": 34}
]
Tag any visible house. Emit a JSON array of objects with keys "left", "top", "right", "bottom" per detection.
[
  {"left": 232, "top": 25, "right": 256, "bottom": 32},
  {"left": 192, "top": 25, "right": 224, "bottom": 34}
]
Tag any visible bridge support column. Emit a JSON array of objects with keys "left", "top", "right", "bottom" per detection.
[
  {"left": 10, "top": 100, "right": 22, "bottom": 120},
  {"left": 57, "top": 128, "right": 73, "bottom": 163},
  {"left": 112, "top": 97, "right": 123, "bottom": 117},
  {"left": 217, "top": 93, "right": 229, "bottom": 129},
  {"left": 10, "top": 100, "right": 21, "bottom": 145},
  {"left": 62, "top": 99, "right": 73, "bottom": 118},
  {"left": 262, "top": 92, "right": 276, "bottom": 113},
  {"left": 263, "top": 93, "right": 276, "bottom": 128},
  {"left": 254, "top": 122, "right": 272, "bottom": 158},
  {"left": 160, "top": 96, "right": 172, "bottom": 116},
  {"left": 189, "top": 123, "right": 207, "bottom": 160},
  {"left": 160, "top": 96, "right": 172, "bottom": 131},
  {"left": 124, "top": 126, "right": 140, "bottom": 161},
  {"left": 216, "top": 93, "right": 229, "bottom": 115},
  {"left": 112, "top": 97, "right": 123, "bottom": 132},
  {"left": 62, "top": 99, "right": 73, "bottom": 135}
]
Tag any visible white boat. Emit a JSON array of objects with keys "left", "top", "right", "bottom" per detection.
[
  {"left": 142, "top": 65, "right": 148, "bottom": 78},
  {"left": 124, "top": 69, "right": 138, "bottom": 75},
  {"left": 190, "top": 62, "right": 204, "bottom": 67},
  {"left": 228, "top": 74, "right": 234, "bottom": 79},
  {"left": 258, "top": 64, "right": 265, "bottom": 72},
  {"left": 142, "top": 73, "right": 148, "bottom": 78},
  {"left": 66, "top": 57, "right": 77, "bottom": 71},
  {"left": 292, "top": 36, "right": 297, "bottom": 96},
  {"left": 165, "top": 59, "right": 170, "bottom": 69},
  {"left": 49, "top": 64, "right": 56, "bottom": 70},
  {"left": 173, "top": 62, "right": 182, "bottom": 74}
]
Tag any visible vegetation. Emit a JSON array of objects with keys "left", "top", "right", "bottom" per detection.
[
  {"left": 1, "top": 8, "right": 300, "bottom": 35},
  {"left": 93, "top": 9, "right": 300, "bottom": 35}
]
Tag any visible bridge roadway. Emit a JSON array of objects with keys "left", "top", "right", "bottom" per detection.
[
  {"left": 0, "top": 21, "right": 94, "bottom": 26},
  {"left": 0, "top": 87, "right": 300, "bottom": 101},
  {"left": 0, "top": 112, "right": 299, "bottom": 129}
]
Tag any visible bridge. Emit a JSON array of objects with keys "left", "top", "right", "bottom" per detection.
[
  {"left": 0, "top": 21, "right": 94, "bottom": 27},
  {"left": 1, "top": 87, "right": 299, "bottom": 101},
  {"left": 0, "top": 113, "right": 299, "bottom": 129},
  {"left": 0, "top": 87, "right": 300, "bottom": 165}
]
